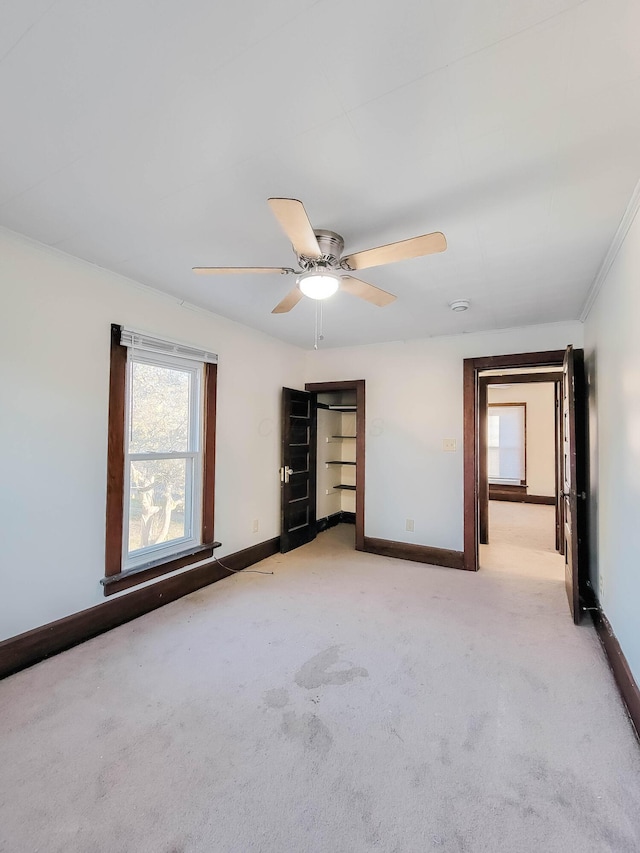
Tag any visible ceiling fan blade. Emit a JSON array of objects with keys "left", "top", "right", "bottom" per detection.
[
  {"left": 340, "top": 276, "right": 396, "bottom": 307},
  {"left": 193, "top": 266, "right": 293, "bottom": 275},
  {"left": 272, "top": 287, "right": 304, "bottom": 314},
  {"left": 267, "top": 198, "right": 322, "bottom": 259},
  {"left": 343, "top": 231, "right": 447, "bottom": 271}
]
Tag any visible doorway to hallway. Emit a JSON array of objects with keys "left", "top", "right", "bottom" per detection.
[
  {"left": 479, "top": 373, "right": 563, "bottom": 580},
  {"left": 463, "top": 347, "right": 588, "bottom": 624}
]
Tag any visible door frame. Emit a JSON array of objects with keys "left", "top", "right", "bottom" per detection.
[
  {"left": 463, "top": 351, "right": 566, "bottom": 572},
  {"left": 305, "top": 380, "right": 365, "bottom": 551},
  {"left": 478, "top": 372, "right": 563, "bottom": 548}
]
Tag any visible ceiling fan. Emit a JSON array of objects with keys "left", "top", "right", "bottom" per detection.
[{"left": 193, "top": 198, "right": 447, "bottom": 314}]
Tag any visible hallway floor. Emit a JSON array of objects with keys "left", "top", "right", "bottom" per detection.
[
  {"left": 481, "top": 499, "right": 565, "bottom": 581},
  {"left": 1, "top": 525, "right": 638, "bottom": 852}
]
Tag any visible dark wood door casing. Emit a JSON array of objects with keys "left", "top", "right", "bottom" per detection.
[
  {"left": 305, "top": 380, "right": 366, "bottom": 551},
  {"left": 480, "top": 375, "right": 562, "bottom": 546},
  {"left": 463, "top": 351, "right": 567, "bottom": 572}
]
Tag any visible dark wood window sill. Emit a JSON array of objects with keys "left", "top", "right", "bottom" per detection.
[{"left": 101, "top": 542, "right": 221, "bottom": 596}]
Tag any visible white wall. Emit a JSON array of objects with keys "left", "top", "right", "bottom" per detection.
[
  {"left": 316, "top": 408, "right": 342, "bottom": 518},
  {"left": 488, "top": 383, "right": 556, "bottom": 496},
  {"left": 305, "top": 322, "right": 582, "bottom": 551},
  {"left": 584, "top": 199, "right": 640, "bottom": 686},
  {"left": 0, "top": 229, "right": 305, "bottom": 640},
  {"left": 0, "top": 225, "right": 586, "bottom": 645}
]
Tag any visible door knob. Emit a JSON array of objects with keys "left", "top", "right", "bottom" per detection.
[{"left": 279, "top": 466, "right": 294, "bottom": 483}]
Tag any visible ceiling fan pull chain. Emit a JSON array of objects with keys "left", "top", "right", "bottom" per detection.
[
  {"left": 319, "top": 300, "right": 324, "bottom": 343},
  {"left": 314, "top": 301, "right": 319, "bottom": 350}
]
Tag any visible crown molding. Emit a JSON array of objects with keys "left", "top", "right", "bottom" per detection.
[{"left": 580, "top": 177, "right": 640, "bottom": 322}]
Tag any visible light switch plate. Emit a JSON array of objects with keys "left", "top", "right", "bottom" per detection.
[{"left": 443, "top": 438, "right": 456, "bottom": 452}]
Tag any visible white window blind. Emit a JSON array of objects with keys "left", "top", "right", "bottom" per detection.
[
  {"left": 488, "top": 405, "right": 525, "bottom": 485},
  {"left": 120, "top": 328, "right": 218, "bottom": 364}
]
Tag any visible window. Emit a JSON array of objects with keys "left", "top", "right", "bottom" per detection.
[
  {"left": 488, "top": 403, "right": 526, "bottom": 486},
  {"left": 103, "top": 325, "right": 217, "bottom": 595}
]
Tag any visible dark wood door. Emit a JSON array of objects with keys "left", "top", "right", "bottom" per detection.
[
  {"left": 562, "top": 346, "right": 587, "bottom": 624},
  {"left": 280, "top": 388, "right": 317, "bottom": 553},
  {"left": 554, "top": 379, "right": 564, "bottom": 554},
  {"left": 478, "top": 377, "right": 489, "bottom": 544}
]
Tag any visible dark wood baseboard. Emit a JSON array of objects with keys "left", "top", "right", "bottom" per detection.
[
  {"left": 316, "top": 511, "right": 356, "bottom": 533},
  {"left": 489, "top": 486, "right": 555, "bottom": 506},
  {"left": 592, "top": 609, "right": 640, "bottom": 740},
  {"left": 363, "top": 536, "right": 466, "bottom": 570},
  {"left": 316, "top": 512, "right": 342, "bottom": 533},
  {"left": 489, "top": 483, "right": 527, "bottom": 501},
  {"left": 0, "top": 537, "right": 280, "bottom": 681}
]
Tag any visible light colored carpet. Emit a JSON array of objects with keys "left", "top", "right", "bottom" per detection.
[
  {"left": 1, "top": 525, "right": 639, "bottom": 852},
  {"left": 480, "top": 500, "right": 565, "bottom": 581}
]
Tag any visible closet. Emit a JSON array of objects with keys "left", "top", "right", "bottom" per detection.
[{"left": 316, "top": 390, "right": 357, "bottom": 529}]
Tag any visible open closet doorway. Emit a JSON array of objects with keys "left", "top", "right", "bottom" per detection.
[
  {"left": 279, "top": 381, "right": 365, "bottom": 556},
  {"left": 306, "top": 380, "right": 365, "bottom": 552}
]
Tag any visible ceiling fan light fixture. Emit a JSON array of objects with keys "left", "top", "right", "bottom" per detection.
[{"left": 298, "top": 270, "right": 340, "bottom": 300}]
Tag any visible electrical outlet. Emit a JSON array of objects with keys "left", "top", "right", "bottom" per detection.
[
  {"left": 406, "top": 519, "right": 414, "bottom": 532},
  {"left": 325, "top": 489, "right": 331, "bottom": 495},
  {"left": 442, "top": 438, "right": 456, "bottom": 452},
  {"left": 252, "top": 519, "right": 259, "bottom": 534},
  {"left": 598, "top": 573, "right": 604, "bottom": 602}
]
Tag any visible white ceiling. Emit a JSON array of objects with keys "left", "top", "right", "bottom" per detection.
[{"left": 1, "top": 0, "right": 639, "bottom": 349}]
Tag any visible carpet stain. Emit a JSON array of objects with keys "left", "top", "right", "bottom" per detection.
[
  {"left": 346, "top": 788, "right": 381, "bottom": 846},
  {"left": 294, "top": 645, "right": 369, "bottom": 690},
  {"left": 263, "top": 688, "right": 289, "bottom": 709},
  {"left": 439, "top": 736, "right": 452, "bottom": 767},
  {"left": 281, "top": 711, "right": 333, "bottom": 753},
  {"left": 410, "top": 762, "right": 429, "bottom": 787},
  {"left": 521, "top": 668, "right": 550, "bottom": 694},
  {"left": 99, "top": 715, "right": 119, "bottom": 735},
  {"left": 462, "top": 711, "right": 491, "bottom": 752}
]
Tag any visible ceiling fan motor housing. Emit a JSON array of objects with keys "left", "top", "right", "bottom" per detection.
[{"left": 297, "top": 229, "right": 345, "bottom": 271}]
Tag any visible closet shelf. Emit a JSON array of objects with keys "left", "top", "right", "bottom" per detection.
[
  {"left": 331, "top": 435, "right": 357, "bottom": 439},
  {"left": 326, "top": 461, "right": 356, "bottom": 465},
  {"left": 327, "top": 405, "right": 357, "bottom": 411},
  {"left": 333, "top": 484, "right": 356, "bottom": 491}
]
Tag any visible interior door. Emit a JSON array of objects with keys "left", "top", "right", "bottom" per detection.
[
  {"left": 554, "top": 379, "right": 564, "bottom": 554},
  {"left": 562, "top": 346, "right": 587, "bottom": 624},
  {"left": 478, "top": 377, "right": 489, "bottom": 544},
  {"left": 280, "top": 388, "right": 317, "bottom": 553}
]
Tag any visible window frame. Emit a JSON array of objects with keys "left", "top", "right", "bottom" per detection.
[
  {"left": 123, "top": 350, "right": 204, "bottom": 571},
  {"left": 103, "top": 325, "right": 217, "bottom": 596}
]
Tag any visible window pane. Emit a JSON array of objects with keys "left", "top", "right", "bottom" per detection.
[
  {"left": 130, "top": 361, "right": 191, "bottom": 453},
  {"left": 487, "top": 406, "right": 525, "bottom": 483},
  {"left": 488, "top": 415, "right": 500, "bottom": 448},
  {"left": 128, "top": 459, "right": 189, "bottom": 555},
  {"left": 488, "top": 446, "right": 500, "bottom": 479}
]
